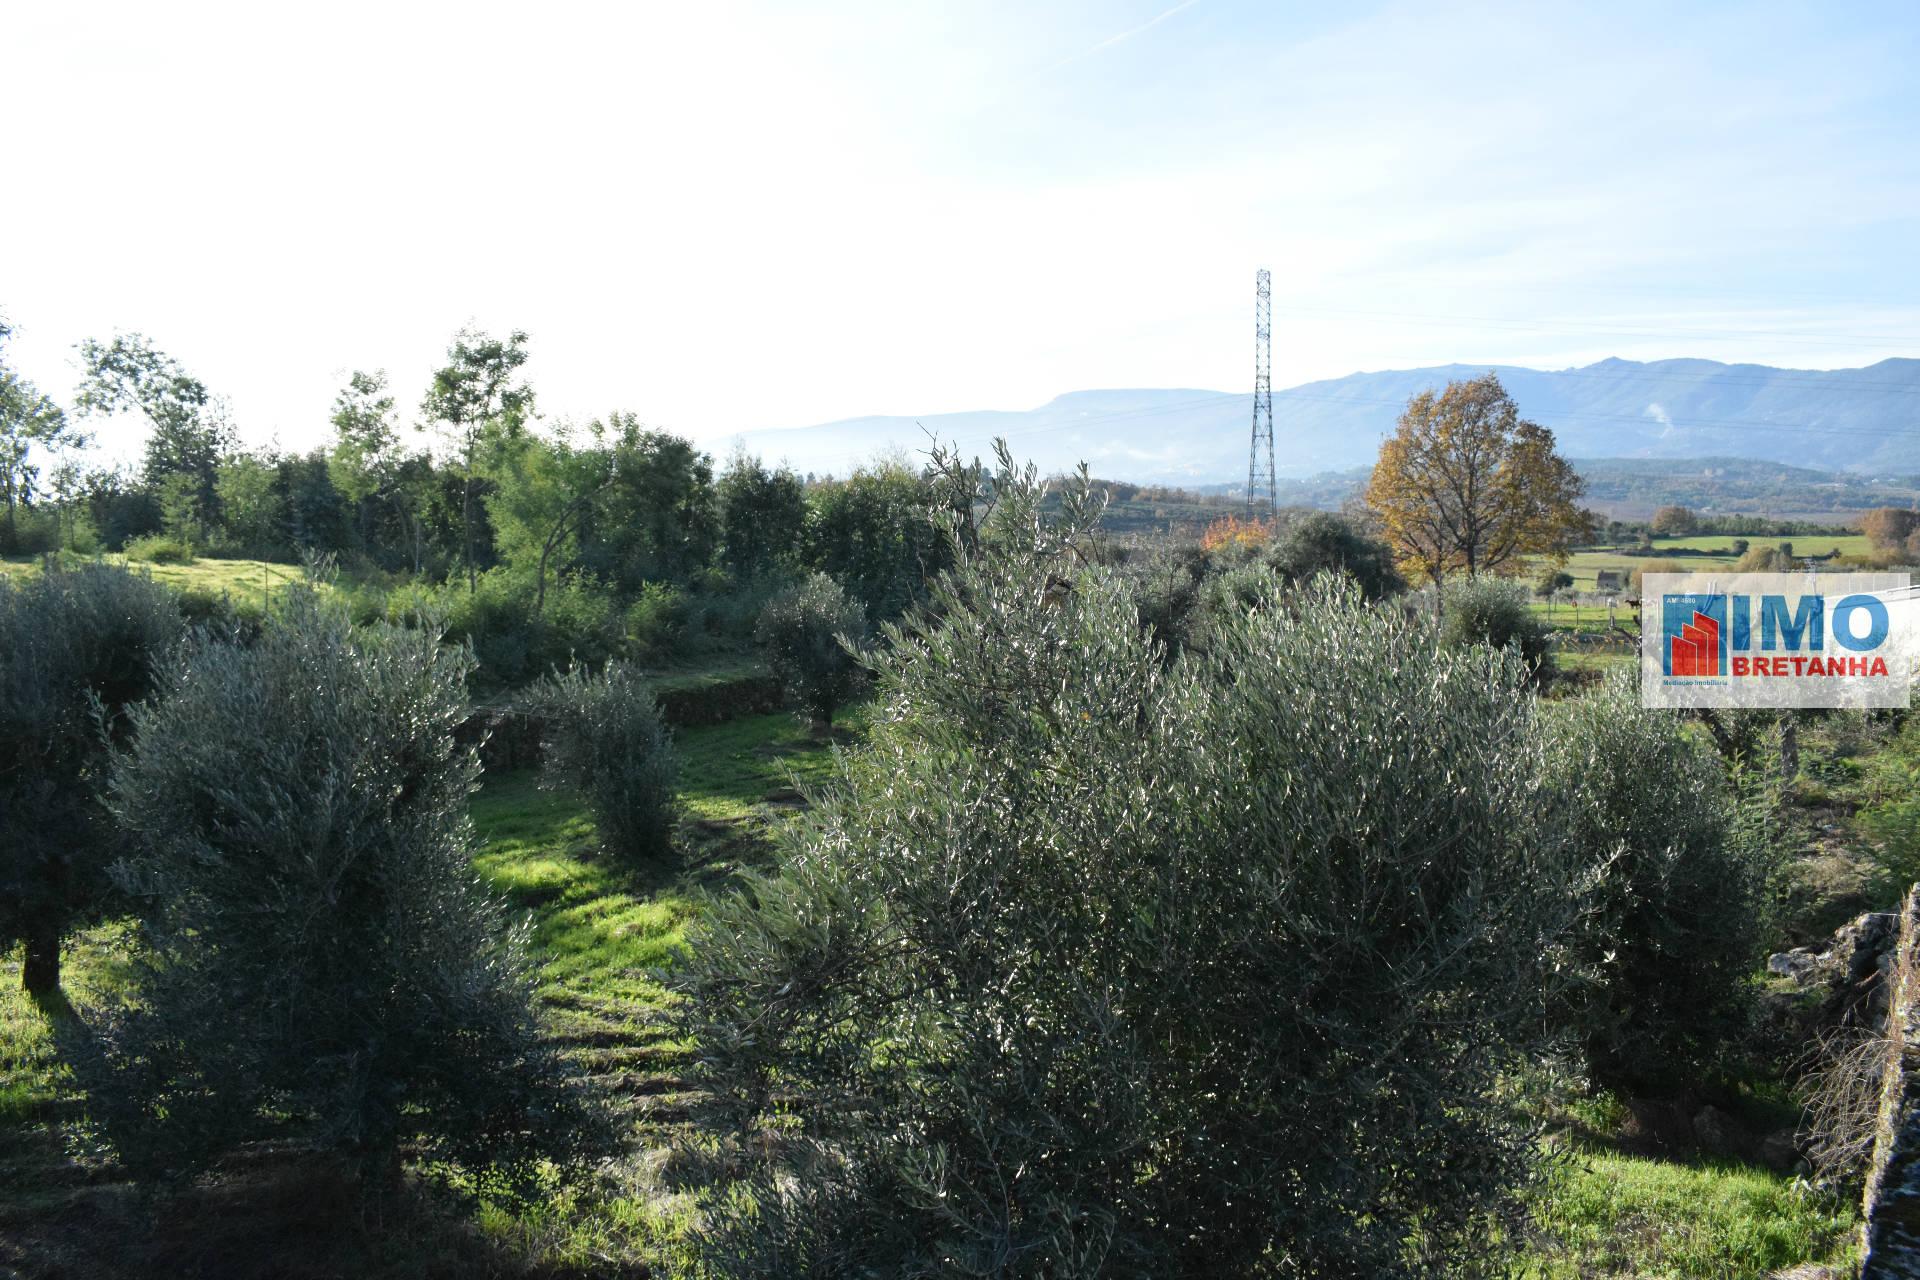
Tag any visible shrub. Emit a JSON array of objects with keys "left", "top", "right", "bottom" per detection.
[
  {"left": 1265, "top": 511, "right": 1404, "bottom": 599},
  {"left": 1853, "top": 724, "right": 1920, "bottom": 903},
  {"left": 1181, "top": 560, "right": 1283, "bottom": 656},
  {"left": 1542, "top": 669, "right": 1777, "bottom": 1095},
  {"left": 1199, "top": 513, "right": 1273, "bottom": 554},
  {"left": 1535, "top": 568, "right": 1574, "bottom": 598},
  {"left": 402, "top": 566, "right": 618, "bottom": 688},
  {"left": 530, "top": 661, "right": 679, "bottom": 864},
  {"left": 122, "top": 533, "right": 195, "bottom": 564},
  {"left": 88, "top": 586, "right": 604, "bottom": 1189},
  {"left": 1441, "top": 574, "right": 1551, "bottom": 678},
  {"left": 1733, "top": 544, "right": 1796, "bottom": 573},
  {"left": 675, "top": 460, "right": 1580, "bottom": 1277},
  {"left": 172, "top": 585, "right": 267, "bottom": 637},
  {"left": 0, "top": 565, "right": 183, "bottom": 992},
  {"left": 624, "top": 581, "right": 689, "bottom": 662},
  {"left": 755, "top": 573, "right": 868, "bottom": 729},
  {"left": 1123, "top": 545, "right": 1206, "bottom": 657}
]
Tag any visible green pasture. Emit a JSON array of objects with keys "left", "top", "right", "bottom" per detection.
[
  {"left": 1538, "top": 532, "right": 1880, "bottom": 594},
  {"left": 0, "top": 554, "right": 307, "bottom": 611}
]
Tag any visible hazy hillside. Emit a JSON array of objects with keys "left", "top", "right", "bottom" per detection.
[
  {"left": 719, "top": 357, "right": 1920, "bottom": 483},
  {"left": 1247, "top": 457, "right": 1919, "bottom": 523}
]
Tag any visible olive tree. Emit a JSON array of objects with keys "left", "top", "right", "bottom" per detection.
[
  {"left": 1542, "top": 669, "right": 1777, "bottom": 1095},
  {"left": 1441, "top": 574, "right": 1552, "bottom": 679},
  {"left": 87, "top": 587, "right": 603, "bottom": 1187},
  {"left": 529, "top": 660, "right": 679, "bottom": 864},
  {"left": 0, "top": 564, "right": 182, "bottom": 993},
  {"left": 674, "top": 451, "right": 1581, "bottom": 1278},
  {"left": 755, "top": 572, "right": 868, "bottom": 731}
]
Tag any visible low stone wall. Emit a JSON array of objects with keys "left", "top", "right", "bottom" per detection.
[
  {"left": 653, "top": 672, "right": 784, "bottom": 728},
  {"left": 456, "top": 669, "right": 787, "bottom": 774},
  {"left": 1861, "top": 885, "right": 1920, "bottom": 1274}
]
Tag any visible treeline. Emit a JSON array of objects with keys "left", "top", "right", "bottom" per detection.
[{"left": 1, "top": 322, "right": 971, "bottom": 685}]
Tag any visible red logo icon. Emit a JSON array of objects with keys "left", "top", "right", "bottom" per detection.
[{"left": 1668, "top": 610, "right": 1721, "bottom": 677}]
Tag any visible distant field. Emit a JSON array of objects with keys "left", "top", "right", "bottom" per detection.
[
  {"left": 0, "top": 554, "right": 307, "bottom": 609},
  {"left": 1542, "top": 533, "right": 1879, "bottom": 593}
]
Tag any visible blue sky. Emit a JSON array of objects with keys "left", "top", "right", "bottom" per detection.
[{"left": 4, "top": 0, "right": 1916, "bottom": 457}]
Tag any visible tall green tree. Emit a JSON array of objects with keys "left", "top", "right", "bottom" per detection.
[
  {"left": 486, "top": 423, "right": 616, "bottom": 613},
  {"left": 214, "top": 450, "right": 284, "bottom": 553},
  {"left": 717, "top": 451, "right": 807, "bottom": 578},
  {"left": 74, "top": 333, "right": 229, "bottom": 512},
  {"left": 330, "top": 369, "right": 429, "bottom": 570},
  {"left": 0, "top": 313, "right": 82, "bottom": 551},
  {"left": 804, "top": 459, "right": 949, "bottom": 618},
  {"left": 422, "top": 328, "right": 534, "bottom": 592},
  {"left": 581, "top": 414, "right": 718, "bottom": 590}
]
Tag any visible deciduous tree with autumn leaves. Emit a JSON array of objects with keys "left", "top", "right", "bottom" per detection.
[{"left": 1366, "top": 373, "right": 1590, "bottom": 589}]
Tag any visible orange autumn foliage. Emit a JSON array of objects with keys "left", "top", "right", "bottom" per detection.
[{"left": 1200, "top": 515, "right": 1275, "bottom": 553}]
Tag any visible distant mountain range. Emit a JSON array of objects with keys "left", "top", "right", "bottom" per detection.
[{"left": 716, "top": 357, "right": 1920, "bottom": 484}]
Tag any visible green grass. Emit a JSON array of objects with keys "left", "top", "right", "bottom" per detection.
[
  {"left": 1541, "top": 533, "right": 1879, "bottom": 593},
  {"left": 0, "top": 553, "right": 309, "bottom": 611},
  {"left": 646, "top": 656, "right": 769, "bottom": 694},
  {"left": 675, "top": 708, "right": 862, "bottom": 821},
  {"left": 1517, "top": 1146, "right": 1858, "bottom": 1278}
]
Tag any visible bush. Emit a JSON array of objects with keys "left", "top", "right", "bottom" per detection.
[
  {"left": 755, "top": 573, "right": 868, "bottom": 729},
  {"left": 0, "top": 564, "right": 183, "bottom": 992},
  {"left": 88, "top": 586, "right": 605, "bottom": 1188},
  {"left": 675, "top": 462, "right": 1579, "bottom": 1277},
  {"left": 1542, "top": 669, "right": 1777, "bottom": 1094},
  {"left": 624, "top": 581, "right": 689, "bottom": 662},
  {"left": 1123, "top": 545, "right": 1206, "bottom": 657},
  {"left": 1733, "top": 544, "right": 1796, "bottom": 573},
  {"left": 1441, "top": 575, "right": 1551, "bottom": 679},
  {"left": 1535, "top": 568, "right": 1574, "bottom": 598},
  {"left": 529, "top": 661, "right": 679, "bottom": 864},
  {"left": 122, "top": 533, "right": 195, "bottom": 564},
  {"left": 1181, "top": 560, "right": 1282, "bottom": 656},
  {"left": 398, "top": 566, "right": 619, "bottom": 688},
  {"left": 1265, "top": 511, "right": 1404, "bottom": 599}
]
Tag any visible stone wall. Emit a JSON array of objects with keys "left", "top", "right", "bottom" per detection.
[
  {"left": 1861, "top": 885, "right": 1920, "bottom": 1275},
  {"left": 456, "top": 668, "right": 788, "bottom": 774}
]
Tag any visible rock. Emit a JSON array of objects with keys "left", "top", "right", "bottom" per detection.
[
  {"left": 1760, "top": 1127, "right": 1802, "bottom": 1172},
  {"left": 1769, "top": 948, "right": 1820, "bottom": 981},
  {"left": 1692, "top": 1104, "right": 1756, "bottom": 1160}
]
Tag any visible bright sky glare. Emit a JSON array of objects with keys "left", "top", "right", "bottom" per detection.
[{"left": 5, "top": 0, "right": 1917, "bottom": 459}]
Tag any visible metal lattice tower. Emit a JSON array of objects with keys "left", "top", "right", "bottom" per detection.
[{"left": 1247, "top": 268, "right": 1276, "bottom": 516}]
